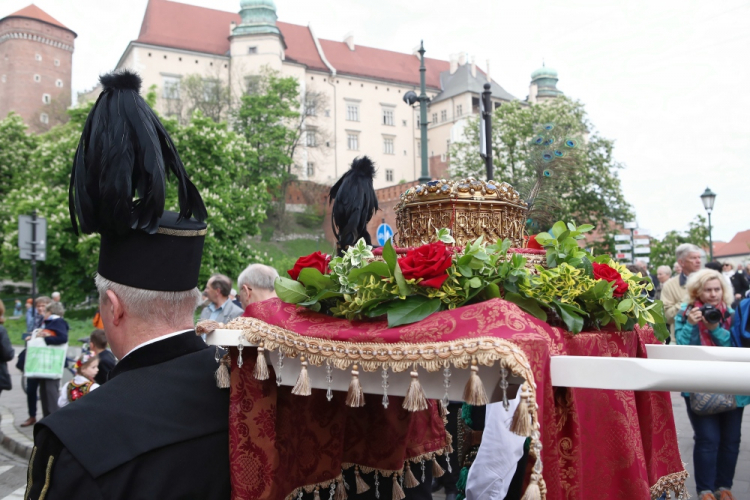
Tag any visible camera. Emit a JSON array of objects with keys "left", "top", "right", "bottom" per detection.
[{"left": 688, "top": 304, "right": 723, "bottom": 323}]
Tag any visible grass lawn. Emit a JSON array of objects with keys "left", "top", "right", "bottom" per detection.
[{"left": 3, "top": 315, "right": 94, "bottom": 347}]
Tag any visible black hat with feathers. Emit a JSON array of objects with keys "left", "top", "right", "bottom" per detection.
[
  {"left": 69, "top": 70, "right": 208, "bottom": 291},
  {"left": 329, "top": 156, "right": 379, "bottom": 255}
]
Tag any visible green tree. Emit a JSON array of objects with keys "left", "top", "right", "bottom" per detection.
[
  {"left": 450, "top": 97, "right": 632, "bottom": 233},
  {"left": 180, "top": 74, "right": 231, "bottom": 123},
  {"left": 0, "top": 113, "right": 38, "bottom": 198},
  {"left": 649, "top": 215, "right": 710, "bottom": 270}
]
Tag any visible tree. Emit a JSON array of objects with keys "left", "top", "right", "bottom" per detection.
[
  {"left": 179, "top": 73, "right": 231, "bottom": 123},
  {"left": 0, "top": 113, "right": 38, "bottom": 198},
  {"left": 450, "top": 97, "right": 632, "bottom": 233},
  {"left": 649, "top": 215, "right": 710, "bottom": 270}
]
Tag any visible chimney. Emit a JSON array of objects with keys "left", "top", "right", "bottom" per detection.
[
  {"left": 470, "top": 56, "right": 476, "bottom": 78},
  {"left": 458, "top": 52, "right": 467, "bottom": 66},
  {"left": 449, "top": 53, "right": 459, "bottom": 74},
  {"left": 344, "top": 32, "right": 355, "bottom": 51},
  {"left": 412, "top": 45, "right": 421, "bottom": 59},
  {"left": 230, "top": 21, "right": 236, "bottom": 35}
]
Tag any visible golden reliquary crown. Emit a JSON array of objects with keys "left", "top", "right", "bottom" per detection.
[{"left": 394, "top": 178, "right": 529, "bottom": 249}]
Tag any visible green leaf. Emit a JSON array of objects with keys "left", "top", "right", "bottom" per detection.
[
  {"left": 555, "top": 301, "right": 585, "bottom": 334},
  {"left": 382, "top": 238, "right": 397, "bottom": 274},
  {"left": 551, "top": 221, "right": 567, "bottom": 238},
  {"left": 581, "top": 257, "right": 594, "bottom": 278},
  {"left": 652, "top": 322, "right": 670, "bottom": 342},
  {"left": 386, "top": 295, "right": 442, "bottom": 327},
  {"left": 348, "top": 261, "right": 390, "bottom": 282},
  {"left": 298, "top": 289, "right": 344, "bottom": 306},
  {"left": 298, "top": 267, "right": 334, "bottom": 292},
  {"left": 617, "top": 299, "right": 633, "bottom": 312},
  {"left": 393, "top": 263, "right": 410, "bottom": 296},
  {"left": 436, "top": 228, "right": 455, "bottom": 244},
  {"left": 274, "top": 277, "right": 309, "bottom": 304},
  {"left": 535, "top": 233, "right": 553, "bottom": 245},
  {"left": 483, "top": 283, "right": 502, "bottom": 299},
  {"left": 578, "top": 224, "right": 594, "bottom": 232},
  {"left": 468, "top": 277, "right": 482, "bottom": 288},
  {"left": 458, "top": 264, "right": 473, "bottom": 277},
  {"left": 504, "top": 292, "right": 548, "bottom": 321}
]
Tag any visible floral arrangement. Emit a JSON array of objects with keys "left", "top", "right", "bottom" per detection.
[{"left": 275, "top": 222, "right": 669, "bottom": 340}]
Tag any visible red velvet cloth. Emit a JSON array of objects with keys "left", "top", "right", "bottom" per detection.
[{"left": 230, "top": 298, "right": 684, "bottom": 499}]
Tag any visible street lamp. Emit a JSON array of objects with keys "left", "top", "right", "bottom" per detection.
[
  {"left": 403, "top": 41, "right": 431, "bottom": 183},
  {"left": 700, "top": 187, "right": 717, "bottom": 261}
]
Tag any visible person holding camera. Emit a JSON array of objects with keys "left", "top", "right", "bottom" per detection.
[{"left": 675, "top": 269, "right": 749, "bottom": 500}]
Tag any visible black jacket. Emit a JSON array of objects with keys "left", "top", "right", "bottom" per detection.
[
  {"left": 93, "top": 349, "right": 117, "bottom": 385},
  {"left": 25, "top": 331, "right": 230, "bottom": 499},
  {"left": 0, "top": 326, "right": 14, "bottom": 391}
]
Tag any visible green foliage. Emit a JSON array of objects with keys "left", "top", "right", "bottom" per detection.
[
  {"left": 294, "top": 207, "right": 324, "bottom": 228},
  {"left": 180, "top": 74, "right": 231, "bottom": 123},
  {"left": 649, "top": 215, "right": 710, "bottom": 270},
  {"left": 0, "top": 113, "right": 38, "bottom": 198},
  {"left": 450, "top": 97, "right": 632, "bottom": 232}
]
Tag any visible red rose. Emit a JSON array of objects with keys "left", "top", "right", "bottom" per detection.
[
  {"left": 527, "top": 234, "right": 544, "bottom": 250},
  {"left": 592, "top": 262, "right": 629, "bottom": 297},
  {"left": 288, "top": 251, "right": 331, "bottom": 280},
  {"left": 398, "top": 241, "right": 453, "bottom": 288}
]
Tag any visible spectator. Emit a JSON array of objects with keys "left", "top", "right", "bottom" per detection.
[
  {"left": 674, "top": 261, "right": 683, "bottom": 275},
  {"left": 662, "top": 243, "right": 703, "bottom": 338},
  {"left": 675, "top": 269, "right": 747, "bottom": 500},
  {"left": 704, "top": 261, "right": 722, "bottom": 272},
  {"left": 0, "top": 301, "right": 16, "bottom": 396},
  {"left": 729, "top": 264, "right": 749, "bottom": 304},
  {"left": 21, "top": 295, "right": 52, "bottom": 427},
  {"left": 655, "top": 265, "right": 672, "bottom": 301},
  {"left": 13, "top": 299, "right": 22, "bottom": 317},
  {"left": 57, "top": 352, "right": 100, "bottom": 408},
  {"left": 237, "top": 264, "right": 279, "bottom": 311},
  {"left": 635, "top": 260, "right": 656, "bottom": 298},
  {"left": 229, "top": 288, "right": 242, "bottom": 309},
  {"left": 200, "top": 274, "right": 243, "bottom": 324},
  {"left": 90, "top": 329, "right": 116, "bottom": 385},
  {"left": 24, "top": 298, "right": 34, "bottom": 333},
  {"left": 51, "top": 291, "right": 61, "bottom": 303},
  {"left": 35, "top": 300, "right": 69, "bottom": 417}
]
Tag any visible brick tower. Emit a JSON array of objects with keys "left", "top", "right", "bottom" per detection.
[{"left": 0, "top": 5, "right": 76, "bottom": 133}]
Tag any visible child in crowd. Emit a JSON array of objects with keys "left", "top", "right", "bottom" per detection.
[{"left": 58, "top": 353, "right": 99, "bottom": 408}]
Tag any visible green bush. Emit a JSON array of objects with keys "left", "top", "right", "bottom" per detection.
[{"left": 294, "top": 209, "right": 324, "bottom": 228}]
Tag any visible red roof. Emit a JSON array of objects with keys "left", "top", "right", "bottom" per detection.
[
  {"left": 133, "top": 0, "right": 446, "bottom": 87},
  {"left": 715, "top": 230, "right": 750, "bottom": 257},
  {"left": 3, "top": 4, "right": 74, "bottom": 34}
]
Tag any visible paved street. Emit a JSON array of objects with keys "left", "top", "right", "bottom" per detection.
[{"left": 0, "top": 347, "right": 747, "bottom": 498}]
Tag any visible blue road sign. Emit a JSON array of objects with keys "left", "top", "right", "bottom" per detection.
[{"left": 377, "top": 223, "right": 394, "bottom": 246}]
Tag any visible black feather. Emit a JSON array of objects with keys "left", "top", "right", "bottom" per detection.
[
  {"left": 69, "top": 70, "right": 207, "bottom": 236},
  {"left": 329, "top": 156, "right": 379, "bottom": 254}
]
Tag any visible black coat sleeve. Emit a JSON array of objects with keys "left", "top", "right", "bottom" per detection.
[
  {"left": 0, "top": 327, "right": 13, "bottom": 362},
  {"left": 26, "top": 426, "right": 103, "bottom": 500}
]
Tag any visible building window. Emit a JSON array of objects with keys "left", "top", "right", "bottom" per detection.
[
  {"left": 305, "top": 98, "right": 316, "bottom": 116},
  {"left": 456, "top": 104, "right": 463, "bottom": 117},
  {"left": 346, "top": 103, "right": 359, "bottom": 121},
  {"left": 306, "top": 162, "right": 315, "bottom": 177},
  {"left": 162, "top": 76, "right": 181, "bottom": 99},
  {"left": 54, "top": 59, "right": 60, "bottom": 67},
  {"left": 33, "top": 74, "right": 41, "bottom": 83},
  {"left": 1, "top": 75, "right": 5, "bottom": 83},
  {"left": 432, "top": 112, "right": 437, "bottom": 124},
  {"left": 42, "top": 93, "right": 51, "bottom": 104},
  {"left": 40, "top": 113, "right": 49, "bottom": 124},
  {"left": 35, "top": 54, "right": 42, "bottom": 61},
  {"left": 306, "top": 130, "right": 317, "bottom": 147},
  {"left": 347, "top": 133, "right": 359, "bottom": 150},
  {"left": 55, "top": 79, "right": 63, "bottom": 88},
  {"left": 385, "top": 169, "right": 394, "bottom": 182},
  {"left": 383, "top": 137, "right": 394, "bottom": 155},
  {"left": 440, "top": 110, "right": 447, "bottom": 122},
  {"left": 244, "top": 75, "right": 262, "bottom": 94},
  {"left": 382, "top": 108, "right": 394, "bottom": 126},
  {"left": 248, "top": 46, "right": 258, "bottom": 54}
]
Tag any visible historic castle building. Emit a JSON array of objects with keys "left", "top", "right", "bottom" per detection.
[{"left": 0, "top": 5, "right": 76, "bottom": 133}]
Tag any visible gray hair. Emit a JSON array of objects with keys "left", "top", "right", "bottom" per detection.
[
  {"left": 45, "top": 301, "right": 65, "bottom": 316},
  {"left": 675, "top": 243, "right": 702, "bottom": 262},
  {"left": 657, "top": 265, "right": 672, "bottom": 275},
  {"left": 95, "top": 274, "right": 200, "bottom": 327},
  {"left": 238, "top": 264, "right": 279, "bottom": 292},
  {"left": 208, "top": 274, "right": 232, "bottom": 298}
]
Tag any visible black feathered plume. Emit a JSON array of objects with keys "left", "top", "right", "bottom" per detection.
[
  {"left": 69, "top": 69, "right": 207, "bottom": 236},
  {"left": 329, "top": 156, "right": 379, "bottom": 255}
]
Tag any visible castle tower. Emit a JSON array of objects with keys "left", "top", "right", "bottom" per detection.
[
  {"left": 0, "top": 4, "right": 76, "bottom": 132},
  {"left": 528, "top": 63, "right": 563, "bottom": 104}
]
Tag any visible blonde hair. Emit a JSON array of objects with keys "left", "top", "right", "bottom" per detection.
[{"left": 685, "top": 269, "right": 733, "bottom": 307}]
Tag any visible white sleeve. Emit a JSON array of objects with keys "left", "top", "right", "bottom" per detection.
[
  {"left": 465, "top": 391, "right": 527, "bottom": 500},
  {"left": 57, "top": 385, "right": 69, "bottom": 408}
]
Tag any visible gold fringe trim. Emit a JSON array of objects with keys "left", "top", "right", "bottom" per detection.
[
  {"left": 650, "top": 470, "right": 690, "bottom": 500},
  {"left": 196, "top": 320, "right": 223, "bottom": 335},
  {"left": 24, "top": 446, "right": 36, "bottom": 500},
  {"left": 38, "top": 456, "right": 54, "bottom": 500}
]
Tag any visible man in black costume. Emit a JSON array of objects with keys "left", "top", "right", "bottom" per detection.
[{"left": 25, "top": 70, "right": 230, "bottom": 499}]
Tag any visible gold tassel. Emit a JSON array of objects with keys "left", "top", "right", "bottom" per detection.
[
  {"left": 313, "top": 487, "right": 321, "bottom": 500},
  {"left": 214, "top": 354, "right": 230, "bottom": 388},
  {"left": 432, "top": 458, "right": 445, "bottom": 478},
  {"left": 346, "top": 364, "right": 365, "bottom": 408},
  {"left": 391, "top": 474, "right": 406, "bottom": 500},
  {"left": 291, "top": 355, "right": 312, "bottom": 396},
  {"left": 510, "top": 384, "right": 532, "bottom": 437},
  {"left": 335, "top": 479, "right": 347, "bottom": 500},
  {"left": 354, "top": 465, "right": 370, "bottom": 493},
  {"left": 195, "top": 319, "right": 222, "bottom": 335},
  {"left": 253, "top": 343, "right": 269, "bottom": 381},
  {"left": 403, "top": 463, "right": 420, "bottom": 488},
  {"left": 402, "top": 366, "right": 428, "bottom": 412},
  {"left": 462, "top": 358, "right": 488, "bottom": 406},
  {"left": 520, "top": 472, "right": 542, "bottom": 500}
]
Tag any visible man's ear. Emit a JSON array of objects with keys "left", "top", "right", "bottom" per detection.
[{"left": 106, "top": 290, "right": 125, "bottom": 327}]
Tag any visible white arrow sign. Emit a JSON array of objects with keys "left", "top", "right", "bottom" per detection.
[
  {"left": 615, "top": 244, "right": 632, "bottom": 251},
  {"left": 634, "top": 247, "right": 651, "bottom": 255},
  {"left": 614, "top": 235, "right": 631, "bottom": 241}
]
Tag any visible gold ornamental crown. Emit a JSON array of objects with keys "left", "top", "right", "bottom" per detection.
[{"left": 394, "top": 178, "right": 529, "bottom": 248}]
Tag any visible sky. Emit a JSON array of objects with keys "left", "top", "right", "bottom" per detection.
[{"left": 4, "top": 0, "right": 749, "bottom": 242}]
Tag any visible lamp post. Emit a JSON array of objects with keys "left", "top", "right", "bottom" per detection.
[
  {"left": 700, "top": 187, "right": 717, "bottom": 261},
  {"left": 403, "top": 42, "right": 431, "bottom": 183}
]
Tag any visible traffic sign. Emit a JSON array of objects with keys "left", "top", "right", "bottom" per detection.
[
  {"left": 636, "top": 256, "right": 651, "bottom": 263},
  {"left": 624, "top": 222, "right": 638, "bottom": 230},
  {"left": 634, "top": 238, "right": 650, "bottom": 245},
  {"left": 616, "top": 252, "right": 632, "bottom": 260},
  {"left": 18, "top": 215, "right": 47, "bottom": 261},
  {"left": 376, "top": 223, "right": 394, "bottom": 246},
  {"left": 634, "top": 247, "right": 651, "bottom": 255},
  {"left": 614, "top": 235, "right": 631, "bottom": 241},
  {"left": 615, "top": 244, "right": 631, "bottom": 251},
  {"left": 634, "top": 229, "right": 650, "bottom": 236}
]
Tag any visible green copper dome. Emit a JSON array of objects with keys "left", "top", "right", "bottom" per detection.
[
  {"left": 531, "top": 65, "right": 558, "bottom": 80},
  {"left": 233, "top": 0, "right": 280, "bottom": 36},
  {"left": 531, "top": 63, "right": 563, "bottom": 99}
]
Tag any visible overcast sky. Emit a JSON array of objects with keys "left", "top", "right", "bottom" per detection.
[{"left": 4, "top": 0, "right": 749, "bottom": 242}]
